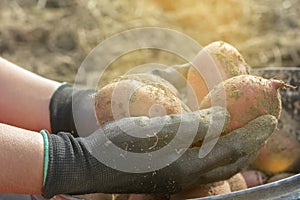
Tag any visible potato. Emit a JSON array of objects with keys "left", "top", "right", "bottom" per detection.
[
  {"left": 187, "top": 41, "right": 250, "bottom": 108},
  {"left": 241, "top": 170, "right": 267, "bottom": 188},
  {"left": 227, "top": 173, "right": 247, "bottom": 192},
  {"left": 93, "top": 73, "right": 189, "bottom": 126},
  {"left": 199, "top": 75, "right": 282, "bottom": 134},
  {"left": 252, "top": 129, "right": 300, "bottom": 174},
  {"left": 267, "top": 173, "right": 295, "bottom": 183},
  {"left": 113, "top": 194, "right": 130, "bottom": 200},
  {"left": 75, "top": 193, "right": 113, "bottom": 200},
  {"left": 128, "top": 194, "right": 169, "bottom": 200},
  {"left": 170, "top": 181, "right": 231, "bottom": 199}
]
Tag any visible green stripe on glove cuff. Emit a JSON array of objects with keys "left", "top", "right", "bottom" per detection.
[{"left": 40, "top": 130, "right": 50, "bottom": 186}]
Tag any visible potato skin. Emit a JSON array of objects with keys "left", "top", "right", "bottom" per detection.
[
  {"left": 170, "top": 181, "right": 231, "bottom": 200},
  {"left": 93, "top": 74, "right": 187, "bottom": 126},
  {"left": 267, "top": 173, "right": 295, "bottom": 183},
  {"left": 128, "top": 194, "right": 169, "bottom": 200},
  {"left": 252, "top": 129, "right": 300, "bottom": 174},
  {"left": 75, "top": 193, "right": 113, "bottom": 200},
  {"left": 187, "top": 41, "right": 250, "bottom": 108},
  {"left": 227, "top": 173, "right": 247, "bottom": 192},
  {"left": 241, "top": 170, "right": 267, "bottom": 188},
  {"left": 199, "top": 75, "right": 282, "bottom": 134}
]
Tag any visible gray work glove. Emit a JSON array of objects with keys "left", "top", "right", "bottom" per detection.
[
  {"left": 40, "top": 106, "right": 277, "bottom": 198},
  {"left": 149, "top": 63, "right": 190, "bottom": 91},
  {"left": 49, "top": 83, "right": 99, "bottom": 137}
]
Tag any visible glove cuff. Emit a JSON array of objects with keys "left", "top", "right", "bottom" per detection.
[
  {"left": 41, "top": 131, "right": 98, "bottom": 198},
  {"left": 40, "top": 130, "right": 50, "bottom": 186},
  {"left": 49, "top": 83, "right": 97, "bottom": 137},
  {"left": 49, "top": 83, "right": 79, "bottom": 136}
]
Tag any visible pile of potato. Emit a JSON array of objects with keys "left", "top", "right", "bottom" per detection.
[{"left": 85, "top": 41, "right": 299, "bottom": 200}]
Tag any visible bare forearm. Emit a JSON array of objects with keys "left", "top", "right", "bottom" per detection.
[
  {"left": 0, "top": 57, "right": 60, "bottom": 131},
  {"left": 0, "top": 123, "right": 44, "bottom": 194}
]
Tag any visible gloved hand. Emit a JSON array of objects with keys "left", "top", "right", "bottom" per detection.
[
  {"left": 148, "top": 63, "right": 190, "bottom": 91},
  {"left": 49, "top": 83, "right": 99, "bottom": 137},
  {"left": 41, "top": 105, "right": 277, "bottom": 198}
]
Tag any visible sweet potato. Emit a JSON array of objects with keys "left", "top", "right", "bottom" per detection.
[
  {"left": 187, "top": 41, "right": 250, "bottom": 108},
  {"left": 170, "top": 181, "right": 231, "bottom": 200},
  {"left": 227, "top": 173, "right": 247, "bottom": 192},
  {"left": 252, "top": 129, "right": 300, "bottom": 174},
  {"left": 199, "top": 75, "right": 282, "bottom": 134},
  {"left": 241, "top": 170, "right": 267, "bottom": 188},
  {"left": 128, "top": 194, "right": 169, "bottom": 200},
  {"left": 93, "top": 73, "right": 188, "bottom": 126},
  {"left": 267, "top": 173, "right": 295, "bottom": 183}
]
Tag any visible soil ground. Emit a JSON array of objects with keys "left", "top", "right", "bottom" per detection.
[{"left": 0, "top": 0, "right": 299, "bottom": 84}]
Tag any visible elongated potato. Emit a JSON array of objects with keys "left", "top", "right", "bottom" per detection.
[
  {"left": 199, "top": 75, "right": 282, "bottom": 134},
  {"left": 187, "top": 41, "right": 250, "bottom": 108}
]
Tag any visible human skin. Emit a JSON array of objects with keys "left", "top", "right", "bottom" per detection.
[
  {"left": 0, "top": 57, "right": 59, "bottom": 194},
  {"left": 0, "top": 57, "right": 60, "bottom": 132},
  {"left": 0, "top": 123, "right": 44, "bottom": 194}
]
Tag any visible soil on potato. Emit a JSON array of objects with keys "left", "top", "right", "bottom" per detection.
[{"left": 0, "top": 0, "right": 299, "bottom": 85}]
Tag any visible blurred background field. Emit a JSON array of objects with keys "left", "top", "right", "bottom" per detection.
[{"left": 0, "top": 0, "right": 299, "bottom": 84}]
